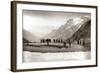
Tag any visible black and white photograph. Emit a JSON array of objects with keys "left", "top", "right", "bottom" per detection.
[
  {"left": 11, "top": 1, "right": 97, "bottom": 71},
  {"left": 23, "top": 10, "right": 91, "bottom": 62}
]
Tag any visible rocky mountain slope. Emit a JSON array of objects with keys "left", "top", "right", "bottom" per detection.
[{"left": 45, "top": 16, "right": 90, "bottom": 40}]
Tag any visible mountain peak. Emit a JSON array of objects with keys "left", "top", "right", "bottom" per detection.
[{"left": 44, "top": 16, "right": 90, "bottom": 40}]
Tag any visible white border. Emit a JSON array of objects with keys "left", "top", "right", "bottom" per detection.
[{"left": 17, "top": 3, "right": 96, "bottom": 69}]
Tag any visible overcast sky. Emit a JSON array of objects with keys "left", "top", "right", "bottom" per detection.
[{"left": 23, "top": 10, "right": 91, "bottom": 38}]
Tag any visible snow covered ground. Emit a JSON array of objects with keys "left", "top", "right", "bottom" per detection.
[{"left": 23, "top": 51, "right": 91, "bottom": 62}]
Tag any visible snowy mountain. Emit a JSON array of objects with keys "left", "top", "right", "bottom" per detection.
[
  {"left": 44, "top": 16, "right": 90, "bottom": 40},
  {"left": 69, "top": 19, "right": 91, "bottom": 41}
]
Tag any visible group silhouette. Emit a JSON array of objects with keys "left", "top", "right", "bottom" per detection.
[{"left": 40, "top": 38, "right": 71, "bottom": 47}]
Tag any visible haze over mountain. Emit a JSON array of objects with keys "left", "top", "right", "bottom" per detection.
[
  {"left": 23, "top": 15, "right": 90, "bottom": 43},
  {"left": 23, "top": 30, "right": 40, "bottom": 42},
  {"left": 44, "top": 16, "right": 90, "bottom": 40}
]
